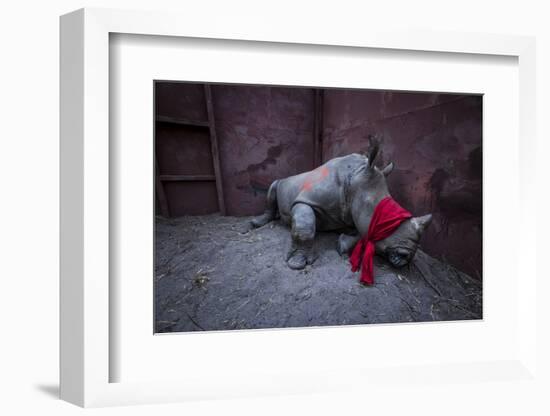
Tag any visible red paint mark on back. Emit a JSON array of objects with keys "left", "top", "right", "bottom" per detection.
[{"left": 301, "top": 166, "right": 329, "bottom": 192}]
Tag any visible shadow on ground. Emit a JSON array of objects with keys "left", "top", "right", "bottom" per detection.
[
  {"left": 155, "top": 214, "right": 482, "bottom": 333},
  {"left": 34, "top": 384, "right": 59, "bottom": 399}
]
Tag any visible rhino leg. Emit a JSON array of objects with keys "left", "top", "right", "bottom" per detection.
[
  {"left": 251, "top": 180, "right": 279, "bottom": 228},
  {"left": 337, "top": 232, "right": 360, "bottom": 256},
  {"left": 286, "top": 203, "right": 317, "bottom": 270}
]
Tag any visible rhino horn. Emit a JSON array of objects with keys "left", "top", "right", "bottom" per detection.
[{"left": 411, "top": 214, "right": 433, "bottom": 234}]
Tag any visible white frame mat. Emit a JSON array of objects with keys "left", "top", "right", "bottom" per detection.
[{"left": 60, "top": 8, "right": 537, "bottom": 408}]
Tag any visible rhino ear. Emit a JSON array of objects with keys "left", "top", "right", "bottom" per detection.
[
  {"left": 411, "top": 214, "right": 432, "bottom": 235},
  {"left": 366, "top": 135, "right": 380, "bottom": 169},
  {"left": 381, "top": 162, "right": 394, "bottom": 177}
]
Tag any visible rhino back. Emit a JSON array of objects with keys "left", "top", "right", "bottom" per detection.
[{"left": 276, "top": 154, "right": 365, "bottom": 229}]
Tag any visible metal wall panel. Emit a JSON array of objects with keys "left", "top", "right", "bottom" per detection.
[{"left": 212, "top": 85, "right": 316, "bottom": 216}]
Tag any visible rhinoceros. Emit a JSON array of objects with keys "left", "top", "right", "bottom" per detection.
[{"left": 251, "top": 142, "right": 432, "bottom": 270}]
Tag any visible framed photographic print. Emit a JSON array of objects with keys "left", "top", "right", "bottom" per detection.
[{"left": 60, "top": 7, "right": 539, "bottom": 408}]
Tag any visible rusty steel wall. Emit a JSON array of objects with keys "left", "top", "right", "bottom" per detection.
[
  {"left": 212, "top": 85, "right": 316, "bottom": 216},
  {"left": 322, "top": 90, "right": 482, "bottom": 278},
  {"left": 155, "top": 82, "right": 220, "bottom": 216}
]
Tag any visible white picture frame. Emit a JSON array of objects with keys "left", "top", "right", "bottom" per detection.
[{"left": 60, "top": 7, "right": 538, "bottom": 408}]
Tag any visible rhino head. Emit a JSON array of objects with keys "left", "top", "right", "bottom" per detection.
[{"left": 348, "top": 140, "right": 432, "bottom": 268}]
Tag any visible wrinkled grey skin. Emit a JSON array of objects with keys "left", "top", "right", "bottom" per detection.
[{"left": 251, "top": 144, "right": 432, "bottom": 271}]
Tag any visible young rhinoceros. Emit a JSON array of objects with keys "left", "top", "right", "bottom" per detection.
[{"left": 251, "top": 143, "right": 432, "bottom": 273}]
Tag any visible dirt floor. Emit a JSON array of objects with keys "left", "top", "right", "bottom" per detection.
[{"left": 155, "top": 214, "right": 482, "bottom": 333}]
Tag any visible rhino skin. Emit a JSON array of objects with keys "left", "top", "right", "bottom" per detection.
[{"left": 251, "top": 142, "right": 432, "bottom": 271}]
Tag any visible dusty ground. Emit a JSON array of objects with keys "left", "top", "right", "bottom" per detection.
[{"left": 155, "top": 214, "right": 482, "bottom": 333}]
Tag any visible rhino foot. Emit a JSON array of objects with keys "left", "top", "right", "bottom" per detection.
[
  {"left": 251, "top": 213, "right": 273, "bottom": 228},
  {"left": 286, "top": 246, "right": 316, "bottom": 270},
  {"left": 287, "top": 251, "right": 308, "bottom": 270},
  {"left": 337, "top": 233, "right": 361, "bottom": 257}
]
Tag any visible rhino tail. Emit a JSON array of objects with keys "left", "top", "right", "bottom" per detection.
[{"left": 251, "top": 180, "right": 279, "bottom": 228}]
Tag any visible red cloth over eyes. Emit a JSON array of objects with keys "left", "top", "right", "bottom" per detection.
[{"left": 349, "top": 197, "right": 412, "bottom": 285}]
